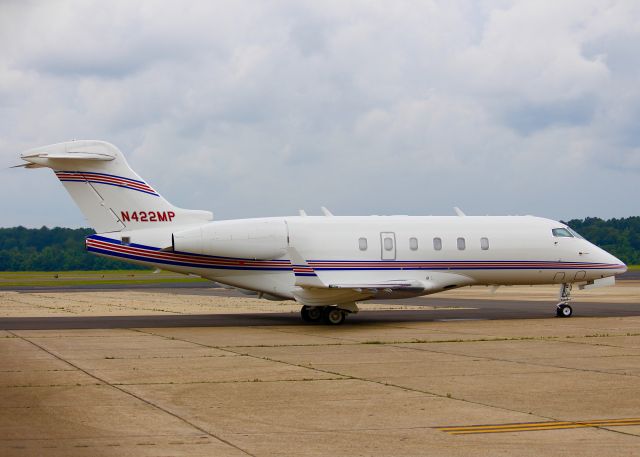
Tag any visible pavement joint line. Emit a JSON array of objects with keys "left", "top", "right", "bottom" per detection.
[
  {"left": 133, "top": 328, "right": 561, "bottom": 426},
  {"left": 209, "top": 332, "right": 631, "bottom": 348},
  {"left": 0, "top": 433, "right": 213, "bottom": 443},
  {"left": 0, "top": 295, "right": 78, "bottom": 315},
  {"left": 384, "top": 339, "right": 640, "bottom": 438},
  {"left": 555, "top": 337, "right": 640, "bottom": 351},
  {"left": 5, "top": 329, "right": 258, "bottom": 457},
  {"left": 110, "top": 377, "right": 349, "bottom": 386},
  {"left": 391, "top": 338, "right": 640, "bottom": 379}
]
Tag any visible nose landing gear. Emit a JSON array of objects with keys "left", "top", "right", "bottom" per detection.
[{"left": 556, "top": 283, "right": 573, "bottom": 317}]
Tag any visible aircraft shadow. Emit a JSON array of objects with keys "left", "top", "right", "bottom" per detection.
[{"left": 1, "top": 302, "right": 639, "bottom": 330}]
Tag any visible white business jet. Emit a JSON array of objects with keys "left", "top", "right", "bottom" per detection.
[{"left": 18, "top": 140, "right": 627, "bottom": 324}]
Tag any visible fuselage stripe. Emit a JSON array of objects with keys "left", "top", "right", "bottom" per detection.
[
  {"left": 85, "top": 236, "right": 625, "bottom": 273},
  {"left": 55, "top": 171, "right": 159, "bottom": 196}
]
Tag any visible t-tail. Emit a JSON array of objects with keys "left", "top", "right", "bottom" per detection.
[{"left": 19, "top": 140, "right": 212, "bottom": 233}]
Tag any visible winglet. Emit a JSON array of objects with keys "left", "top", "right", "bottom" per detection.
[{"left": 288, "top": 247, "right": 325, "bottom": 288}]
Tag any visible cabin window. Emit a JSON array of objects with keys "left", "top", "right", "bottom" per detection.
[
  {"left": 552, "top": 228, "right": 573, "bottom": 238},
  {"left": 433, "top": 237, "right": 442, "bottom": 251},
  {"left": 358, "top": 237, "right": 368, "bottom": 251},
  {"left": 480, "top": 237, "right": 489, "bottom": 250},
  {"left": 409, "top": 237, "right": 418, "bottom": 251},
  {"left": 383, "top": 237, "right": 394, "bottom": 251},
  {"left": 457, "top": 237, "right": 466, "bottom": 250}
]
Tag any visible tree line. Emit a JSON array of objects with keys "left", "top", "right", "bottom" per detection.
[
  {"left": 0, "top": 217, "right": 638, "bottom": 271},
  {"left": 0, "top": 226, "right": 144, "bottom": 271}
]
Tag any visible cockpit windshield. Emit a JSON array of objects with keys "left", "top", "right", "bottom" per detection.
[
  {"left": 552, "top": 227, "right": 586, "bottom": 239},
  {"left": 552, "top": 228, "right": 573, "bottom": 238},
  {"left": 567, "top": 227, "right": 585, "bottom": 239}
]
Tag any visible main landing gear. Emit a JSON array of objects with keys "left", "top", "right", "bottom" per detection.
[
  {"left": 556, "top": 283, "right": 573, "bottom": 318},
  {"left": 300, "top": 305, "right": 349, "bottom": 325}
]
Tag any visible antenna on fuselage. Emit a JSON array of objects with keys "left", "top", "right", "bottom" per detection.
[
  {"left": 321, "top": 206, "right": 334, "bottom": 216},
  {"left": 298, "top": 209, "right": 307, "bottom": 216},
  {"left": 453, "top": 207, "right": 466, "bottom": 217}
]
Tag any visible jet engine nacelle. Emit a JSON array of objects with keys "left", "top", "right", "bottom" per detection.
[{"left": 172, "top": 219, "right": 287, "bottom": 260}]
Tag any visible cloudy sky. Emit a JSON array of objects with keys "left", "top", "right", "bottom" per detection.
[{"left": 1, "top": 0, "right": 639, "bottom": 228}]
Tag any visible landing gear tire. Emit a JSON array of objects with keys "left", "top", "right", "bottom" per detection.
[
  {"left": 556, "top": 283, "right": 573, "bottom": 318},
  {"left": 322, "top": 306, "right": 346, "bottom": 325},
  {"left": 301, "top": 306, "right": 322, "bottom": 323},
  {"left": 556, "top": 304, "right": 572, "bottom": 318}
]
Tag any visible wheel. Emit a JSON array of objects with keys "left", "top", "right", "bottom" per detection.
[
  {"left": 556, "top": 304, "right": 572, "bottom": 318},
  {"left": 322, "top": 307, "right": 346, "bottom": 325},
  {"left": 301, "top": 306, "right": 322, "bottom": 323}
]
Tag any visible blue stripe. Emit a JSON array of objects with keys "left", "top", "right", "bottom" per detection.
[
  {"left": 87, "top": 246, "right": 291, "bottom": 271},
  {"left": 311, "top": 266, "right": 601, "bottom": 271},
  {"left": 86, "top": 234, "right": 289, "bottom": 262},
  {"left": 60, "top": 178, "right": 159, "bottom": 196},
  {"left": 87, "top": 235, "right": 622, "bottom": 272},
  {"left": 58, "top": 170, "right": 147, "bottom": 185},
  {"left": 308, "top": 259, "right": 615, "bottom": 266}
]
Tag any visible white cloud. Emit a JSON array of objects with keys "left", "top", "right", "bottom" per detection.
[{"left": 1, "top": 0, "right": 639, "bottom": 228}]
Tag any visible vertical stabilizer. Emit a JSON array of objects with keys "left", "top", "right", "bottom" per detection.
[{"left": 20, "top": 140, "right": 212, "bottom": 233}]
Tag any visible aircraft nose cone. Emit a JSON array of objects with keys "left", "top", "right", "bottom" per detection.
[
  {"left": 616, "top": 257, "right": 628, "bottom": 274},
  {"left": 588, "top": 241, "right": 627, "bottom": 275},
  {"left": 603, "top": 250, "right": 627, "bottom": 274}
]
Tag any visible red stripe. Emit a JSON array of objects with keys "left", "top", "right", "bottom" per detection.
[
  {"left": 56, "top": 172, "right": 145, "bottom": 187},
  {"left": 56, "top": 172, "right": 154, "bottom": 192},
  {"left": 59, "top": 176, "right": 154, "bottom": 193},
  {"left": 87, "top": 239, "right": 289, "bottom": 267},
  {"left": 57, "top": 173, "right": 155, "bottom": 193},
  {"left": 308, "top": 262, "right": 620, "bottom": 269},
  {"left": 87, "top": 239, "right": 623, "bottom": 270}
]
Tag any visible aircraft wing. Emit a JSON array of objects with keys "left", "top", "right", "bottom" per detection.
[
  {"left": 287, "top": 247, "right": 474, "bottom": 307},
  {"left": 326, "top": 280, "right": 427, "bottom": 293}
]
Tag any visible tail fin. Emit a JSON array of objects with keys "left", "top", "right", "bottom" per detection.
[{"left": 20, "top": 140, "right": 212, "bottom": 233}]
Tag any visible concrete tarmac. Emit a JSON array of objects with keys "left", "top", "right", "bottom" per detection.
[{"left": 1, "top": 286, "right": 639, "bottom": 456}]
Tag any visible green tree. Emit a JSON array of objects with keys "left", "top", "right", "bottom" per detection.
[{"left": 0, "top": 227, "right": 145, "bottom": 271}]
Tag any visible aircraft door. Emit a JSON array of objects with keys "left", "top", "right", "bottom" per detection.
[{"left": 380, "top": 232, "right": 396, "bottom": 260}]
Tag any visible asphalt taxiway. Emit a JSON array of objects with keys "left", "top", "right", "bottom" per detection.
[{"left": 1, "top": 297, "right": 640, "bottom": 330}]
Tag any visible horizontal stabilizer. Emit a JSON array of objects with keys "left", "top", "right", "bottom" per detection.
[
  {"left": 10, "top": 163, "right": 44, "bottom": 169},
  {"left": 21, "top": 151, "right": 115, "bottom": 165}
]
